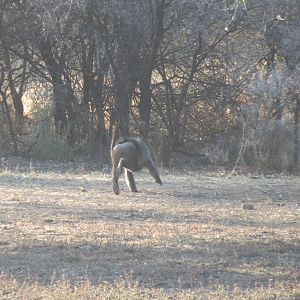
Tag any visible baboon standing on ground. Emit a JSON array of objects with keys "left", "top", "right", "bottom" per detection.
[{"left": 111, "top": 129, "right": 162, "bottom": 195}]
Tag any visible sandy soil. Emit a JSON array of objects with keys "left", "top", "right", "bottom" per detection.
[{"left": 0, "top": 160, "right": 299, "bottom": 298}]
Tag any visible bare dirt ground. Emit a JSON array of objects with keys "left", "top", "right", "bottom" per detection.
[{"left": 0, "top": 159, "right": 299, "bottom": 299}]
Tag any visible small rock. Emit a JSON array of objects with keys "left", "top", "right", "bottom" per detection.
[
  {"left": 241, "top": 203, "right": 255, "bottom": 210},
  {"left": 0, "top": 241, "right": 9, "bottom": 246},
  {"left": 79, "top": 187, "right": 87, "bottom": 192},
  {"left": 79, "top": 244, "right": 94, "bottom": 256},
  {"left": 44, "top": 219, "right": 55, "bottom": 223}
]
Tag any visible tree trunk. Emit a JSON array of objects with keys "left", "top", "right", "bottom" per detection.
[
  {"left": 116, "top": 88, "right": 130, "bottom": 136},
  {"left": 39, "top": 38, "right": 68, "bottom": 132},
  {"left": 0, "top": 90, "right": 19, "bottom": 155},
  {"left": 294, "top": 96, "right": 300, "bottom": 170},
  {"left": 114, "top": 68, "right": 131, "bottom": 136},
  {"left": 138, "top": 0, "right": 165, "bottom": 139},
  {"left": 139, "top": 71, "right": 152, "bottom": 139},
  {"left": 92, "top": 73, "right": 107, "bottom": 162},
  {"left": 39, "top": 37, "right": 77, "bottom": 145},
  {"left": 3, "top": 47, "right": 24, "bottom": 119}
]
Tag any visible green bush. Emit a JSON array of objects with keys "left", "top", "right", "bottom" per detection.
[
  {"left": 32, "top": 118, "right": 71, "bottom": 161},
  {"left": 26, "top": 86, "right": 71, "bottom": 161}
]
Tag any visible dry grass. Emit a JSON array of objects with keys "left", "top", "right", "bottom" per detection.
[
  {"left": 0, "top": 275, "right": 299, "bottom": 300},
  {"left": 0, "top": 161, "right": 299, "bottom": 299}
]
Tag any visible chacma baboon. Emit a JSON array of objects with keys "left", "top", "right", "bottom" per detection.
[{"left": 111, "top": 129, "right": 162, "bottom": 195}]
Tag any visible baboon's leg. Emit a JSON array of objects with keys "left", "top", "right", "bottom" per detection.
[
  {"left": 145, "top": 160, "right": 162, "bottom": 185},
  {"left": 125, "top": 169, "right": 138, "bottom": 192},
  {"left": 112, "top": 165, "right": 120, "bottom": 195},
  {"left": 112, "top": 158, "right": 124, "bottom": 195},
  {"left": 112, "top": 167, "right": 120, "bottom": 195},
  {"left": 116, "top": 158, "right": 124, "bottom": 177}
]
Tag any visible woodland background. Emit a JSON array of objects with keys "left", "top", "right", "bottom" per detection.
[{"left": 1, "top": 0, "right": 300, "bottom": 172}]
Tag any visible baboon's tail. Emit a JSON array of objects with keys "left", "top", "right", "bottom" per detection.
[{"left": 111, "top": 126, "right": 118, "bottom": 157}]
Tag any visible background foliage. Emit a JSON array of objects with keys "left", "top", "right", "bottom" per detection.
[{"left": 0, "top": 0, "right": 299, "bottom": 172}]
